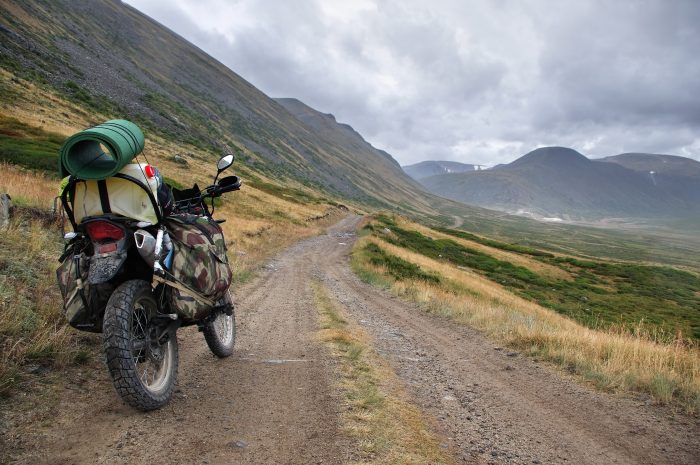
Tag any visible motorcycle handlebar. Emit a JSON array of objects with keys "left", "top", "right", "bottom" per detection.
[{"left": 172, "top": 175, "right": 241, "bottom": 214}]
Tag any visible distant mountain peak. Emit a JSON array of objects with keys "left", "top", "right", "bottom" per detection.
[
  {"left": 402, "top": 160, "right": 476, "bottom": 180},
  {"left": 509, "top": 146, "right": 589, "bottom": 168}
]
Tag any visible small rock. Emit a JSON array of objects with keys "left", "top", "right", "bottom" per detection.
[
  {"left": 28, "top": 365, "right": 50, "bottom": 376},
  {"left": 172, "top": 154, "right": 189, "bottom": 166},
  {"left": 228, "top": 440, "right": 248, "bottom": 449},
  {"left": 504, "top": 365, "right": 515, "bottom": 371}
]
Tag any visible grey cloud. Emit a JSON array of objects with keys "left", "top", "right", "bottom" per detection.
[{"left": 125, "top": 0, "right": 700, "bottom": 165}]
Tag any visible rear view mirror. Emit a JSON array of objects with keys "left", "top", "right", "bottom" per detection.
[{"left": 217, "top": 154, "right": 234, "bottom": 172}]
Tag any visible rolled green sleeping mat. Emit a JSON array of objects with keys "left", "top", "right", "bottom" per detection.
[{"left": 59, "top": 119, "right": 145, "bottom": 180}]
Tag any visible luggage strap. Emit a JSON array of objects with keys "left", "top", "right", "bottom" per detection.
[{"left": 152, "top": 272, "right": 216, "bottom": 307}]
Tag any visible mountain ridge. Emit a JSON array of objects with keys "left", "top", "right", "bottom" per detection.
[
  {"left": 598, "top": 153, "right": 700, "bottom": 178},
  {"left": 420, "top": 147, "right": 700, "bottom": 219}
]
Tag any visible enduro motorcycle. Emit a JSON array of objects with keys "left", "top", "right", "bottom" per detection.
[{"left": 57, "top": 155, "right": 241, "bottom": 410}]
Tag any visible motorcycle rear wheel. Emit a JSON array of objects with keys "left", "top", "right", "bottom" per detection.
[
  {"left": 203, "top": 290, "right": 235, "bottom": 358},
  {"left": 103, "top": 280, "right": 178, "bottom": 411}
]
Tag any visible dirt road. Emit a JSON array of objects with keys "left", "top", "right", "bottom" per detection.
[{"left": 4, "top": 215, "right": 698, "bottom": 464}]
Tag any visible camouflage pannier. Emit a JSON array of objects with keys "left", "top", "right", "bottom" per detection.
[
  {"left": 56, "top": 249, "right": 102, "bottom": 331},
  {"left": 164, "top": 214, "right": 232, "bottom": 321}
]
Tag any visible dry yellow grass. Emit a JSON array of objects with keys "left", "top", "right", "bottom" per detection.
[
  {"left": 0, "top": 163, "right": 58, "bottom": 209},
  {"left": 354, "top": 234, "right": 700, "bottom": 413},
  {"left": 0, "top": 218, "right": 92, "bottom": 396},
  {"left": 313, "top": 280, "right": 455, "bottom": 465}
]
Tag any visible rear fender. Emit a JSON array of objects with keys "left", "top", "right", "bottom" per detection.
[
  {"left": 88, "top": 249, "right": 128, "bottom": 284},
  {"left": 87, "top": 232, "right": 129, "bottom": 285}
]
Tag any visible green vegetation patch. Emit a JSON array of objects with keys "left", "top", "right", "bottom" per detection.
[
  {"left": 247, "top": 179, "right": 323, "bottom": 205},
  {"left": 362, "top": 242, "right": 440, "bottom": 284},
  {"left": 374, "top": 217, "right": 543, "bottom": 288},
  {"left": 372, "top": 216, "right": 700, "bottom": 340},
  {"left": 0, "top": 117, "right": 65, "bottom": 174},
  {"left": 435, "top": 227, "right": 554, "bottom": 258}
]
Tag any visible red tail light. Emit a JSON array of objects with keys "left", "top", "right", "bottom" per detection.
[
  {"left": 85, "top": 221, "right": 125, "bottom": 242},
  {"left": 144, "top": 164, "right": 156, "bottom": 178}
]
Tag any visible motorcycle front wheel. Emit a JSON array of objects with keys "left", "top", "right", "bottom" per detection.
[
  {"left": 202, "top": 290, "right": 235, "bottom": 358},
  {"left": 103, "top": 280, "right": 178, "bottom": 411}
]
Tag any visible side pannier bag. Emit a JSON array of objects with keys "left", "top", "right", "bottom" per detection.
[
  {"left": 164, "top": 214, "right": 232, "bottom": 321},
  {"left": 56, "top": 248, "right": 101, "bottom": 332}
]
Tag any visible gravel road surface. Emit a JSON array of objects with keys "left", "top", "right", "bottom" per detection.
[{"left": 4, "top": 215, "right": 698, "bottom": 465}]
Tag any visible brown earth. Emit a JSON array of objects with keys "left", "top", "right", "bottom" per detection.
[{"left": 2, "top": 215, "right": 699, "bottom": 464}]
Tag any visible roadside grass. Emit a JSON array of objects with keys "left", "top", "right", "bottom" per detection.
[
  {"left": 0, "top": 217, "right": 93, "bottom": 397},
  {"left": 372, "top": 215, "right": 700, "bottom": 340},
  {"left": 352, "top": 223, "right": 700, "bottom": 414},
  {"left": 312, "top": 280, "right": 454, "bottom": 465},
  {"left": 0, "top": 163, "right": 59, "bottom": 209}
]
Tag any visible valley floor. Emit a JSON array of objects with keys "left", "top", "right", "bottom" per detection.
[{"left": 2, "top": 216, "right": 698, "bottom": 464}]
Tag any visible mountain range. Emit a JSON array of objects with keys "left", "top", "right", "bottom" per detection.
[{"left": 419, "top": 147, "right": 700, "bottom": 219}]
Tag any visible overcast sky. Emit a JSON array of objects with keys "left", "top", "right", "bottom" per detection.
[{"left": 125, "top": 0, "right": 700, "bottom": 166}]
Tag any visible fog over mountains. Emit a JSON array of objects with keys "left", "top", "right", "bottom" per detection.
[{"left": 417, "top": 148, "right": 700, "bottom": 220}]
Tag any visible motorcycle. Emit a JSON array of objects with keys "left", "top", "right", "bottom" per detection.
[{"left": 57, "top": 154, "right": 241, "bottom": 410}]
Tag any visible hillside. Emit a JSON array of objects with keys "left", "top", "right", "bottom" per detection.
[
  {"left": 598, "top": 153, "right": 700, "bottom": 178},
  {"left": 0, "top": 0, "right": 433, "bottom": 213},
  {"left": 402, "top": 160, "right": 476, "bottom": 180},
  {"left": 421, "top": 147, "right": 700, "bottom": 219}
]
